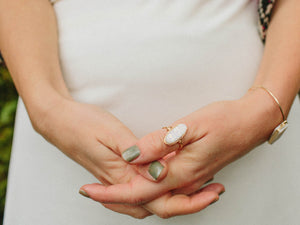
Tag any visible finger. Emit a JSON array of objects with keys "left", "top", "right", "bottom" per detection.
[
  {"left": 80, "top": 176, "right": 171, "bottom": 205},
  {"left": 81, "top": 136, "right": 214, "bottom": 204},
  {"left": 204, "top": 177, "right": 215, "bottom": 184},
  {"left": 121, "top": 118, "right": 207, "bottom": 164},
  {"left": 91, "top": 111, "right": 139, "bottom": 156},
  {"left": 79, "top": 147, "right": 196, "bottom": 205},
  {"left": 134, "top": 159, "right": 168, "bottom": 182},
  {"left": 197, "top": 182, "right": 225, "bottom": 195},
  {"left": 128, "top": 133, "right": 211, "bottom": 183},
  {"left": 102, "top": 203, "right": 152, "bottom": 219},
  {"left": 144, "top": 191, "right": 219, "bottom": 219},
  {"left": 172, "top": 177, "right": 215, "bottom": 195},
  {"left": 173, "top": 182, "right": 225, "bottom": 197},
  {"left": 81, "top": 181, "right": 153, "bottom": 219}
]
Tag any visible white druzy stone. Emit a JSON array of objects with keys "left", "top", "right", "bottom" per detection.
[{"left": 164, "top": 124, "right": 187, "bottom": 145}]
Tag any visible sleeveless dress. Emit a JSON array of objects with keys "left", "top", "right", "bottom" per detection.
[{"left": 3, "top": 0, "right": 300, "bottom": 224}]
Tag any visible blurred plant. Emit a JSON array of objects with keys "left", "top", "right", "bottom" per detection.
[{"left": 0, "top": 62, "right": 18, "bottom": 224}]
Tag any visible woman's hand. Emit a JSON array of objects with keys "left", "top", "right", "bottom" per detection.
[
  {"left": 29, "top": 96, "right": 153, "bottom": 218},
  {"left": 31, "top": 96, "right": 224, "bottom": 218},
  {"left": 80, "top": 89, "right": 282, "bottom": 204},
  {"left": 32, "top": 97, "right": 140, "bottom": 185}
]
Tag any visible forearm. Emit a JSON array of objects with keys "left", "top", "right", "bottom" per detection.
[
  {"left": 253, "top": 0, "right": 300, "bottom": 117},
  {"left": 0, "top": 0, "right": 71, "bottom": 122}
]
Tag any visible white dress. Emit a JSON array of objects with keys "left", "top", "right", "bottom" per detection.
[{"left": 4, "top": 0, "right": 300, "bottom": 224}]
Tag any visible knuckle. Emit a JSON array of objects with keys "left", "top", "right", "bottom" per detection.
[
  {"left": 146, "top": 133, "right": 162, "bottom": 154},
  {"left": 154, "top": 131, "right": 168, "bottom": 152},
  {"left": 157, "top": 210, "right": 171, "bottom": 219},
  {"left": 130, "top": 198, "right": 143, "bottom": 205},
  {"left": 154, "top": 131, "right": 163, "bottom": 144},
  {"left": 142, "top": 130, "right": 170, "bottom": 156},
  {"left": 157, "top": 130, "right": 166, "bottom": 144},
  {"left": 129, "top": 193, "right": 145, "bottom": 205},
  {"left": 126, "top": 183, "right": 146, "bottom": 205}
]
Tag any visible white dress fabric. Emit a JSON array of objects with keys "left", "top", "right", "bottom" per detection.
[{"left": 4, "top": 0, "right": 300, "bottom": 224}]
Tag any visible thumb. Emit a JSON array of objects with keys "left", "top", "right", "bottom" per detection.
[
  {"left": 133, "top": 159, "right": 169, "bottom": 182},
  {"left": 120, "top": 121, "right": 204, "bottom": 182},
  {"left": 120, "top": 123, "right": 188, "bottom": 182}
]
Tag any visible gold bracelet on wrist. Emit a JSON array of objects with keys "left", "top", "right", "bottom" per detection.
[{"left": 249, "top": 86, "right": 288, "bottom": 144}]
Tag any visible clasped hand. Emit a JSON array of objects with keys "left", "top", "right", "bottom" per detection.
[
  {"left": 78, "top": 91, "right": 279, "bottom": 219},
  {"left": 36, "top": 91, "right": 277, "bottom": 219}
]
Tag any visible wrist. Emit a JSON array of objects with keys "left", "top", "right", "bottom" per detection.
[
  {"left": 239, "top": 89, "right": 283, "bottom": 143},
  {"left": 23, "top": 84, "right": 73, "bottom": 133},
  {"left": 252, "top": 77, "right": 299, "bottom": 118}
]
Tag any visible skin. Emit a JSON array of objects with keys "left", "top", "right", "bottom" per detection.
[
  {"left": 1, "top": 0, "right": 299, "bottom": 219},
  {"left": 80, "top": 92, "right": 284, "bottom": 204},
  {"left": 0, "top": 0, "right": 224, "bottom": 219},
  {"left": 80, "top": 0, "right": 300, "bottom": 211}
]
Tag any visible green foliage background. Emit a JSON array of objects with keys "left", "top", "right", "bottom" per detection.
[{"left": 0, "top": 62, "right": 18, "bottom": 224}]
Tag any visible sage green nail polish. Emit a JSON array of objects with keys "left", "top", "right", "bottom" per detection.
[
  {"left": 209, "top": 198, "right": 219, "bottom": 205},
  {"left": 148, "top": 161, "right": 164, "bottom": 180},
  {"left": 205, "top": 178, "right": 214, "bottom": 184},
  {"left": 220, "top": 190, "right": 225, "bottom": 196},
  {"left": 122, "top": 145, "right": 141, "bottom": 162},
  {"left": 79, "top": 189, "right": 90, "bottom": 198}
]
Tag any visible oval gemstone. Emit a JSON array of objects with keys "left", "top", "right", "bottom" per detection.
[{"left": 164, "top": 124, "right": 187, "bottom": 145}]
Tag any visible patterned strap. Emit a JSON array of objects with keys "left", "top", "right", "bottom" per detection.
[{"left": 258, "top": 0, "right": 276, "bottom": 43}]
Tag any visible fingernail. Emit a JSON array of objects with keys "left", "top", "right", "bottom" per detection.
[
  {"left": 209, "top": 197, "right": 219, "bottom": 205},
  {"left": 79, "top": 189, "right": 90, "bottom": 198},
  {"left": 148, "top": 161, "right": 164, "bottom": 180},
  {"left": 204, "top": 178, "right": 214, "bottom": 184},
  {"left": 219, "top": 190, "right": 225, "bottom": 196},
  {"left": 122, "top": 145, "right": 141, "bottom": 162}
]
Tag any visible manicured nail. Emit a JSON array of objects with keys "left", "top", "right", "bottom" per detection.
[
  {"left": 204, "top": 178, "right": 214, "bottom": 184},
  {"left": 122, "top": 145, "right": 141, "bottom": 162},
  {"left": 209, "top": 197, "right": 219, "bottom": 205},
  {"left": 219, "top": 190, "right": 225, "bottom": 196},
  {"left": 148, "top": 161, "right": 164, "bottom": 180},
  {"left": 79, "top": 189, "right": 90, "bottom": 198}
]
